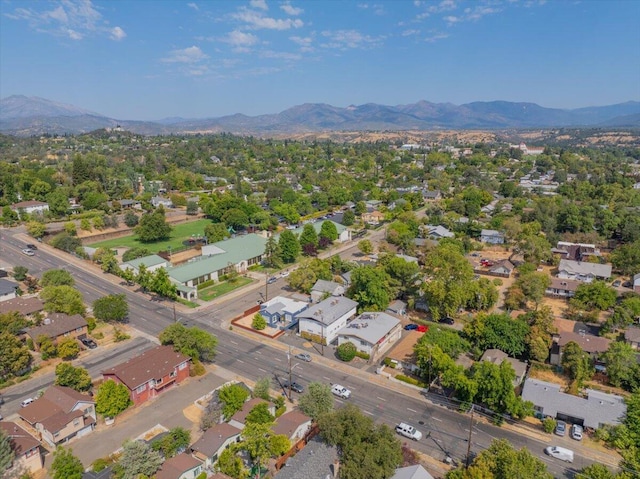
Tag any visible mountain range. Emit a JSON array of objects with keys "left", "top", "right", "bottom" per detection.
[{"left": 1, "top": 95, "right": 639, "bottom": 137}]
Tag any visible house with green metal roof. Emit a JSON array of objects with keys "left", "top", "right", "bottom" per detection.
[
  {"left": 120, "top": 254, "right": 169, "bottom": 275},
  {"left": 281, "top": 220, "right": 351, "bottom": 243},
  {"left": 168, "top": 233, "right": 268, "bottom": 290}
]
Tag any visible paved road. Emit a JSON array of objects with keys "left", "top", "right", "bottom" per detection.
[{"left": 0, "top": 228, "right": 613, "bottom": 477}]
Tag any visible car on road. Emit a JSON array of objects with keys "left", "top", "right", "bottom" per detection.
[
  {"left": 267, "top": 277, "right": 278, "bottom": 284},
  {"left": 554, "top": 420, "right": 566, "bottom": 436},
  {"left": 570, "top": 424, "right": 583, "bottom": 441},
  {"left": 280, "top": 271, "right": 290, "bottom": 278},
  {"left": 395, "top": 422, "right": 423, "bottom": 441},
  {"left": 404, "top": 324, "right": 418, "bottom": 330},
  {"left": 282, "top": 380, "right": 304, "bottom": 393},
  {"left": 81, "top": 337, "right": 98, "bottom": 349},
  {"left": 331, "top": 384, "right": 351, "bottom": 399},
  {"left": 544, "top": 446, "right": 574, "bottom": 463},
  {"left": 25, "top": 243, "right": 38, "bottom": 250},
  {"left": 21, "top": 248, "right": 35, "bottom": 256},
  {"left": 612, "top": 280, "right": 622, "bottom": 287},
  {"left": 439, "top": 317, "right": 455, "bottom": 325},
  {"left": 294, "top": 352, "right": 311, "bottom": 362},
  {"left": 21, "top": 398, "right": 34, "bottom": 408}
]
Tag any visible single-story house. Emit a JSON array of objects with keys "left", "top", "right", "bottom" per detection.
[
  {"left": 120, "top": 254, "right": 169, "bottom": 275},
  {"left": 19, "top": 386, "right": 96, "bottom": 447},
  {"left": 386, "top": 300, "right": 407, "bottom": 316},
  {"left": 549, "top": 331, "right": 611, "bottom": 366},
  {"left": 114, "top": 199, "right": 141, "bottom": 210},
  {"left": 634, "top": 273, "right": 640, "bottom": 294},
  {"left": 151, "top": 197, "right": 173, "bottom": 208},
  {"left": 396, "top": 253, "right": 419, "bottom": 264},
  {"left": 285, "top": 220, "right": 351, "bottom": 243},
  {"left": 297, "top": 296, "right": 358, "bottom": 345},
  {"left": 480, "top": 229, "right": 505, "bottom": 244},
  {"left": 385, "top": 331, "right": 423, "bottom": 374},
  {"left": 336, "top": 312, "right": 402, "bottom": 359},
  {"left": 310, "top": 280, "right": 345, "bottom": 303},
  {"left": 362, "top": 210, "right": 385, "bottom": 226},
  {"left": 190, "top": 423, "right": 242, "bottom": 470},
  {"left": 521, "top": 378, "right": 626, "bottom": 429},
  {"left": 479, "top": 349, "right": 527, "bottom": 385},
  {"left": 366, "top": 200, "right": 383, "bottom": 209},
  {"left": 340, "top": 271, "right": 352, "bottom": 287},
  {"left": 557, "top": 259, "right": 612, "bottom": 283},
  {"left": 625, "top": 326, "right": 640, "bottom": 350},
  {"left": 422, "top": 190, "right": 442, "bottom": 201},
  {"left": 156, "top": 453, "right": 203, "bottom": 479},
  {"left": 259, "top": 296, "right": 309, "bottom": 328},
  {"left": 272, "top": 410, "right": 312, "bottom": 442},
  {"left": 0, "top": 421, "right": 43, "bottom": 474},
  {"left": 229, "top": 398, "right": 275, "bottom": 430},
  {"left": 82, "top": 466, "right": 114, "bottom": 479},
  {"left": 169, "top": 234, "right": 268, "bottom": 292},
  {"left": 545, "top": 278, "right": 581, "bottom": 298},
  {"left": 488, "top": 260, "right": 515, "bottom": 277},
  {"left": 10, "top": 200, "right": 49, "bottom": 217},
  {"left": 0, "top": 278, "right": 19, "bottom": 302},
  {"left": 102, "top": 345, "right": 190, "bottom": 406},
  {"left": 0, "top": 296, "right": 45, "bottom": 316},
  {"left": 391, "top": 464, "right": 435, "bottom": 479},
  {"left": 26, "top": 313, "right": 88, "bottom": 347},
  {"left": 422, "top": 225, "right": 454, "bottom": 240}
]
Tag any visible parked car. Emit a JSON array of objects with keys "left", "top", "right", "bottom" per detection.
[
  {"left": 267, "top": 276, "right": 278, "bottom": 284},
  {"left": 331, "top": 384, "right": 351, "bottom": 399},
  {"left": 280, "top": 271, "right": 290, "bottom": 278},
  {"left": 404, "top": 324, "right": 419, "bottom": 330},
  {"left": 416, "top": 325, "right": 428, "bottom": 333},
  {"left": 25, "top": 243, "right": 38, "bottom": 250},
  {"left": 570, "top": 424, "right": 583, "bottom": 441},
  {"left": 555, "top": 420, "right": 566, "bottom": 436},
  {"left": 544, "top": 446, "right": 574, "bottom": 463},
  {"left": 21, "top": 398, "right": 34, "bottom": 408},
  {"left": 439, "top": 317, "right": 455, "bottom": 325},
  {"left": 21, "top": 248, "right": 35, "bottom": 256},
  {"left": 395, "top": 422, "right": 423, "bottom": 441},
  {"left": 81, "top": 337, "right": 98, "bottom": 349},
  {"left": 612, "top": 280, "right": 622, "bottom": 288},
  {"left": 282, "top": 380, "right": 304, "bottom": 393},
  {"left": 294, "top": 352, "right": 312, "bottom": 362}
]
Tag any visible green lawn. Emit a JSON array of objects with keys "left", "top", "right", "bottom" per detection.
[
  {"left": 87, "top": 219, "right": 212, "bottom": 253},
  {"left": 198, "top": 277, "right": 254, "bottom": 302}
]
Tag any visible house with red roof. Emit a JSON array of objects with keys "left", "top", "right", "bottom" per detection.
[{"left": 101, "top": 345, "right": 190, "bottom": 406}]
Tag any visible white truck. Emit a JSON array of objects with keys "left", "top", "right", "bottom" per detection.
[
  {"left": 395, "top": 422, "right": 423, "bottom": 441},
  {"left": 331, "top": 384, "right": 351, "bottom": 399}
]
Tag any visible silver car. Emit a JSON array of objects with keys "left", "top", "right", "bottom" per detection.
[{"left": 294, "top": 352, "right": 311, "bottom": 362}]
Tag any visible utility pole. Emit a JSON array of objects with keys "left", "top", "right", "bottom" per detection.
[
  {"left": 287, "top": 346, "right": 293, "bottom": 402},
  {"left": 466, "top": 404, "right": 474, "bottom": 468},
  {"left": 173, "top": 303, "right": 177, "bottom": 323},
  {"left": 265, "top": 272, "right": 269, "bottom": 302}
]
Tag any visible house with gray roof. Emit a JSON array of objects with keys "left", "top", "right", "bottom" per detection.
[
  {"left": 634, "top": 273, "right": 640, "bottom": 293},
  {"left": 480, "top": 349, "right": 527, "bottom": 385},
  {"left": 258, "top": 296, "right": 309, "bottom": 329},
  {"left": 422, "top": 224, "right": 454, "bottom": 240},
  {"left": 310, "top": 279, "right": 344, "bottom": 303},
  {"left": 549, "top": 331, "right": 611, "bottom": 366},
  {"left": 545, "top": 277, "right": 581, "bottom": 298},
  {"left": 298, "top": 296, "right": 358, "bottom": 345},
  {"left": 557, "top": 259, "right": 612, "bottom": 283},
  {"left": 480, "top": 229, "right": 505, "bottom": 244},
  {"left": 120, "top": 254, "right": 169, "bottom": 275},
  {"left": 190, "top": 423, "right": 241, "bottom": 470},
  {"left": 168, "top": 234, "right": 268, "bottom": 296},
  {"left": 336, "top": 312, "right": 402, "bottom": 359},
  {"left": 0, "top": 278, "right": 18, "bottom": 302},
  {"left": 521, "top": 378, "right": 626, "bottom": 429},
  {"left": 391, "top": 465, "right": 434, "bottom": 479},
  {"left": 151, "top": 196, "right": 173, "bottom": 208},
  {"left": 625, "top": 326, "right": 640, "bottom": 350}
]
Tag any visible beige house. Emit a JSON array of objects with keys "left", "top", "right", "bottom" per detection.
[
  {"left": 19, "top": 386, "right": 95, "bottom": 447},
  {"left": 0, "top": 421, "right": 43, "bottom": 475},
  {"left": 272, "top": 410, "right": 312, "bottom": 442},
  {"left": 156, "top": 453, "right": 203, "bottom": 479},
  {"left": 190, "top": 423, "right": 242, "bottom": 470}
]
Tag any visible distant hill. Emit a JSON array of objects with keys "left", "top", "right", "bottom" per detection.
[{"left": 1, "top": 95, "right": 639, "bottom": 136}]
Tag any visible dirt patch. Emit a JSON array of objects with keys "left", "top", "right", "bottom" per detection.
[
  {"left": 183, "top": 403, "right": 203, "bottom": 424},
  {"left": 528, "top": 366, "right": 570, "bottom": 389},
  {"left": 232, "top": 314, "right": 283, "bottom": 339}
]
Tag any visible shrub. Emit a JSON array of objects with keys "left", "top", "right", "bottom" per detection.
[
  {"left": 355, "top": 351, "right": 370, "bottom": 360},
  {"left": 542, "top": 417, "right": 557, "bottom": 434},
  {"left": 336, "top": 342, "right": 357, "bottom": 362},
  {"left": 113, "top": 327, "right": 130, "bottom": 342},
  {"left": 86, "top": 316, "right": 97, "bottom": 332},
  {"left": 197, "top": 279, "right": 215, "bottom": 290},
  {"left": 383, "top": 357, "right": 397, "bottom": 368},
  {"left": 493, "top": 278, "right": 503, "bottom": 286},
  {"left": 190, "top": 360, "right": 206, "bottom": 377},
  {"left": 252, "top": 314, "right": 267, "bottom": 331},
  {"left": 395, "top": 375, "right": 427, "bottom": 388}
]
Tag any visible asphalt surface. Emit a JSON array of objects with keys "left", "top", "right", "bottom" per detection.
[{"left": 0, "top": 228, "right": 616, "bottom": 478}]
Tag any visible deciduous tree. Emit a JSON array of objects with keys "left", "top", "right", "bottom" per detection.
[
  {"left": 159, "top": 323, "right": 217, "bottom": 362},
  {"left": 297, "top": 382, "right": 334, "bottom": 420},
  {"left": 51, "top": 447, "right": 83, "bottom": 479},
  {"left": 95, "top": 380, "right": 132, "bottom": 418},
  {"left": 92, "top": 294, "right": 129, "bottom": 322},
  {"left": 40, "top": 285, "right": 85, "bottom": 315},
  {"left": 218, "top": 383, "right": 251, "bottom": 420},
  {"left": 561, "top": 341, "right": 594, "bottom": 387},
  {"left": 118, "top": 440, "right": 163, "bottom": 479},
  {"left": 135, "top": 206, "right": 172, "bottom": 242},
  {"left": 278, "top": 229, "right": 300, "bottom": 263},
  {"left": 55, "top": 363, "right": 92, "bottom": 391},
  {"left": 41, "top": 269, "right": 75, "bottom": 287}
]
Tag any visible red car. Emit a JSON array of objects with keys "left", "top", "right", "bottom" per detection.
[{"left": 416, "top": 325, "right": 428, "bottom": 333}]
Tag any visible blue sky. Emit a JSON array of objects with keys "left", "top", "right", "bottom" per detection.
[{"left": 1, "top": 0, "right": 639, "bottom": 120}]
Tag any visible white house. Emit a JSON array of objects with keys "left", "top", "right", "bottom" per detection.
[
  {"left": 336, "top": 312, "right": 402, "bottom": 359},
  {"left": 557, "top": 259, "right": 612, "bottom": 283},
  {"left": 310, "top": 279, "right": 345, "bottom": 303},
  {"left": 10, "top": 200, "right": 49, "bottom": 217},
  {"left": 632, "top": 182, "right": 640, "bottom": 189},
  {"left": 422, "top": 224, "right": 454, "bottom": 240},
  {"left": 190, "top": 423, "right": 241, "bottom": 470},
  {"left": 480, "top": 229, "right": 505, "bottom": 244},
  {"left": 634, "top": 273, "right": 640, "bottom": 294},
  {"left": 151, "top": 196, "right": 173, "bottom": 208},
  {"left": 297, "top": 296, "right": 358, "bottom": 345},
  {"left": 0, "top": 278, "right": 19, "bottom": 302}
]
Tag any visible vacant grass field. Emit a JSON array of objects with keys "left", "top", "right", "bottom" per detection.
[
  {"left": 88, "top": 219, "right": 212, "bottom": 253},
  {"left": 198, "top": 277, "right": 254, "bottom": 301}
]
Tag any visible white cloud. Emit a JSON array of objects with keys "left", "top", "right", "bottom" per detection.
[
  {"left": 281, "top": 2, "right": 303, "bottom": 16},
  {"left": 233, "top": 8, "right": 303, "bottom": 30},
  {"left": 402, "top": 29, "right": 420, "bottom": 37},
  {"left": 5, "top": 0, "right": 126, "bottom": 41},
  {"left": 290, "top": 35, "right": 313, "bottom": 49},
  {"left": 110, "top": 26, "right": 126, "bottom": 41},
  {"left": 250, "top": 0, "right": 269, "bottom": 10},
  {"left": 261, "top": 50, "right": 301, "bottom": 61},
  {"left": 320, "top": 30, "right": 383, "bottom": 50},
  {"left": 187, "top": 2, "right": 199, "bottom": 11},
  {"left": 444, "top": 15, "right": 461, "bottom": 25},
  {"left": 162, "top": 46, "right": 209, "bottom": 63},
  {"left": 425, "top": 32, "right": 449, "bottom": 42},
  {"left": 357, "top": 3, "right": 385, "bottom": 15},
  {"left": 223, "top": 30, "right": 259, "bottom": 51}
]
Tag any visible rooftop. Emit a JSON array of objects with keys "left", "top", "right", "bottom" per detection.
[
  {"left": 297, "top": 296, "right": 358, "bottom": 326},
  {"left": 123, "top": 254, "right": 167, "bottom": 269},
  {"left": 336, "top": 312, "right": 400, "bottom": 345},
  {"left": 558, "top": 259, "right": 612, "bottom": 278},
  {"left": 274, "top": 436, "right": 338, "bottom": 479},
  {"left": 0, "top": 296, "right": 44, "bottom": 315},
  {"left": 190, "top": 423, "right": 242, "bottom": 457},
  {"left": 556, "top": 331, "right": 611, "bottom": 354},
  {"left": 27, "top": 313, "right": 87, "bottom": 340}
]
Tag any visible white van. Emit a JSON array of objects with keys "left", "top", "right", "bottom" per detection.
[
  {"left": 544, "top": 446, "right": 574, "bottom": 463},
  {"left": 395, "top": 422, "right": 423, "bottom": 441},
  {"left": 20, "top": 398, "right": 34, "bottom": 408}
]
